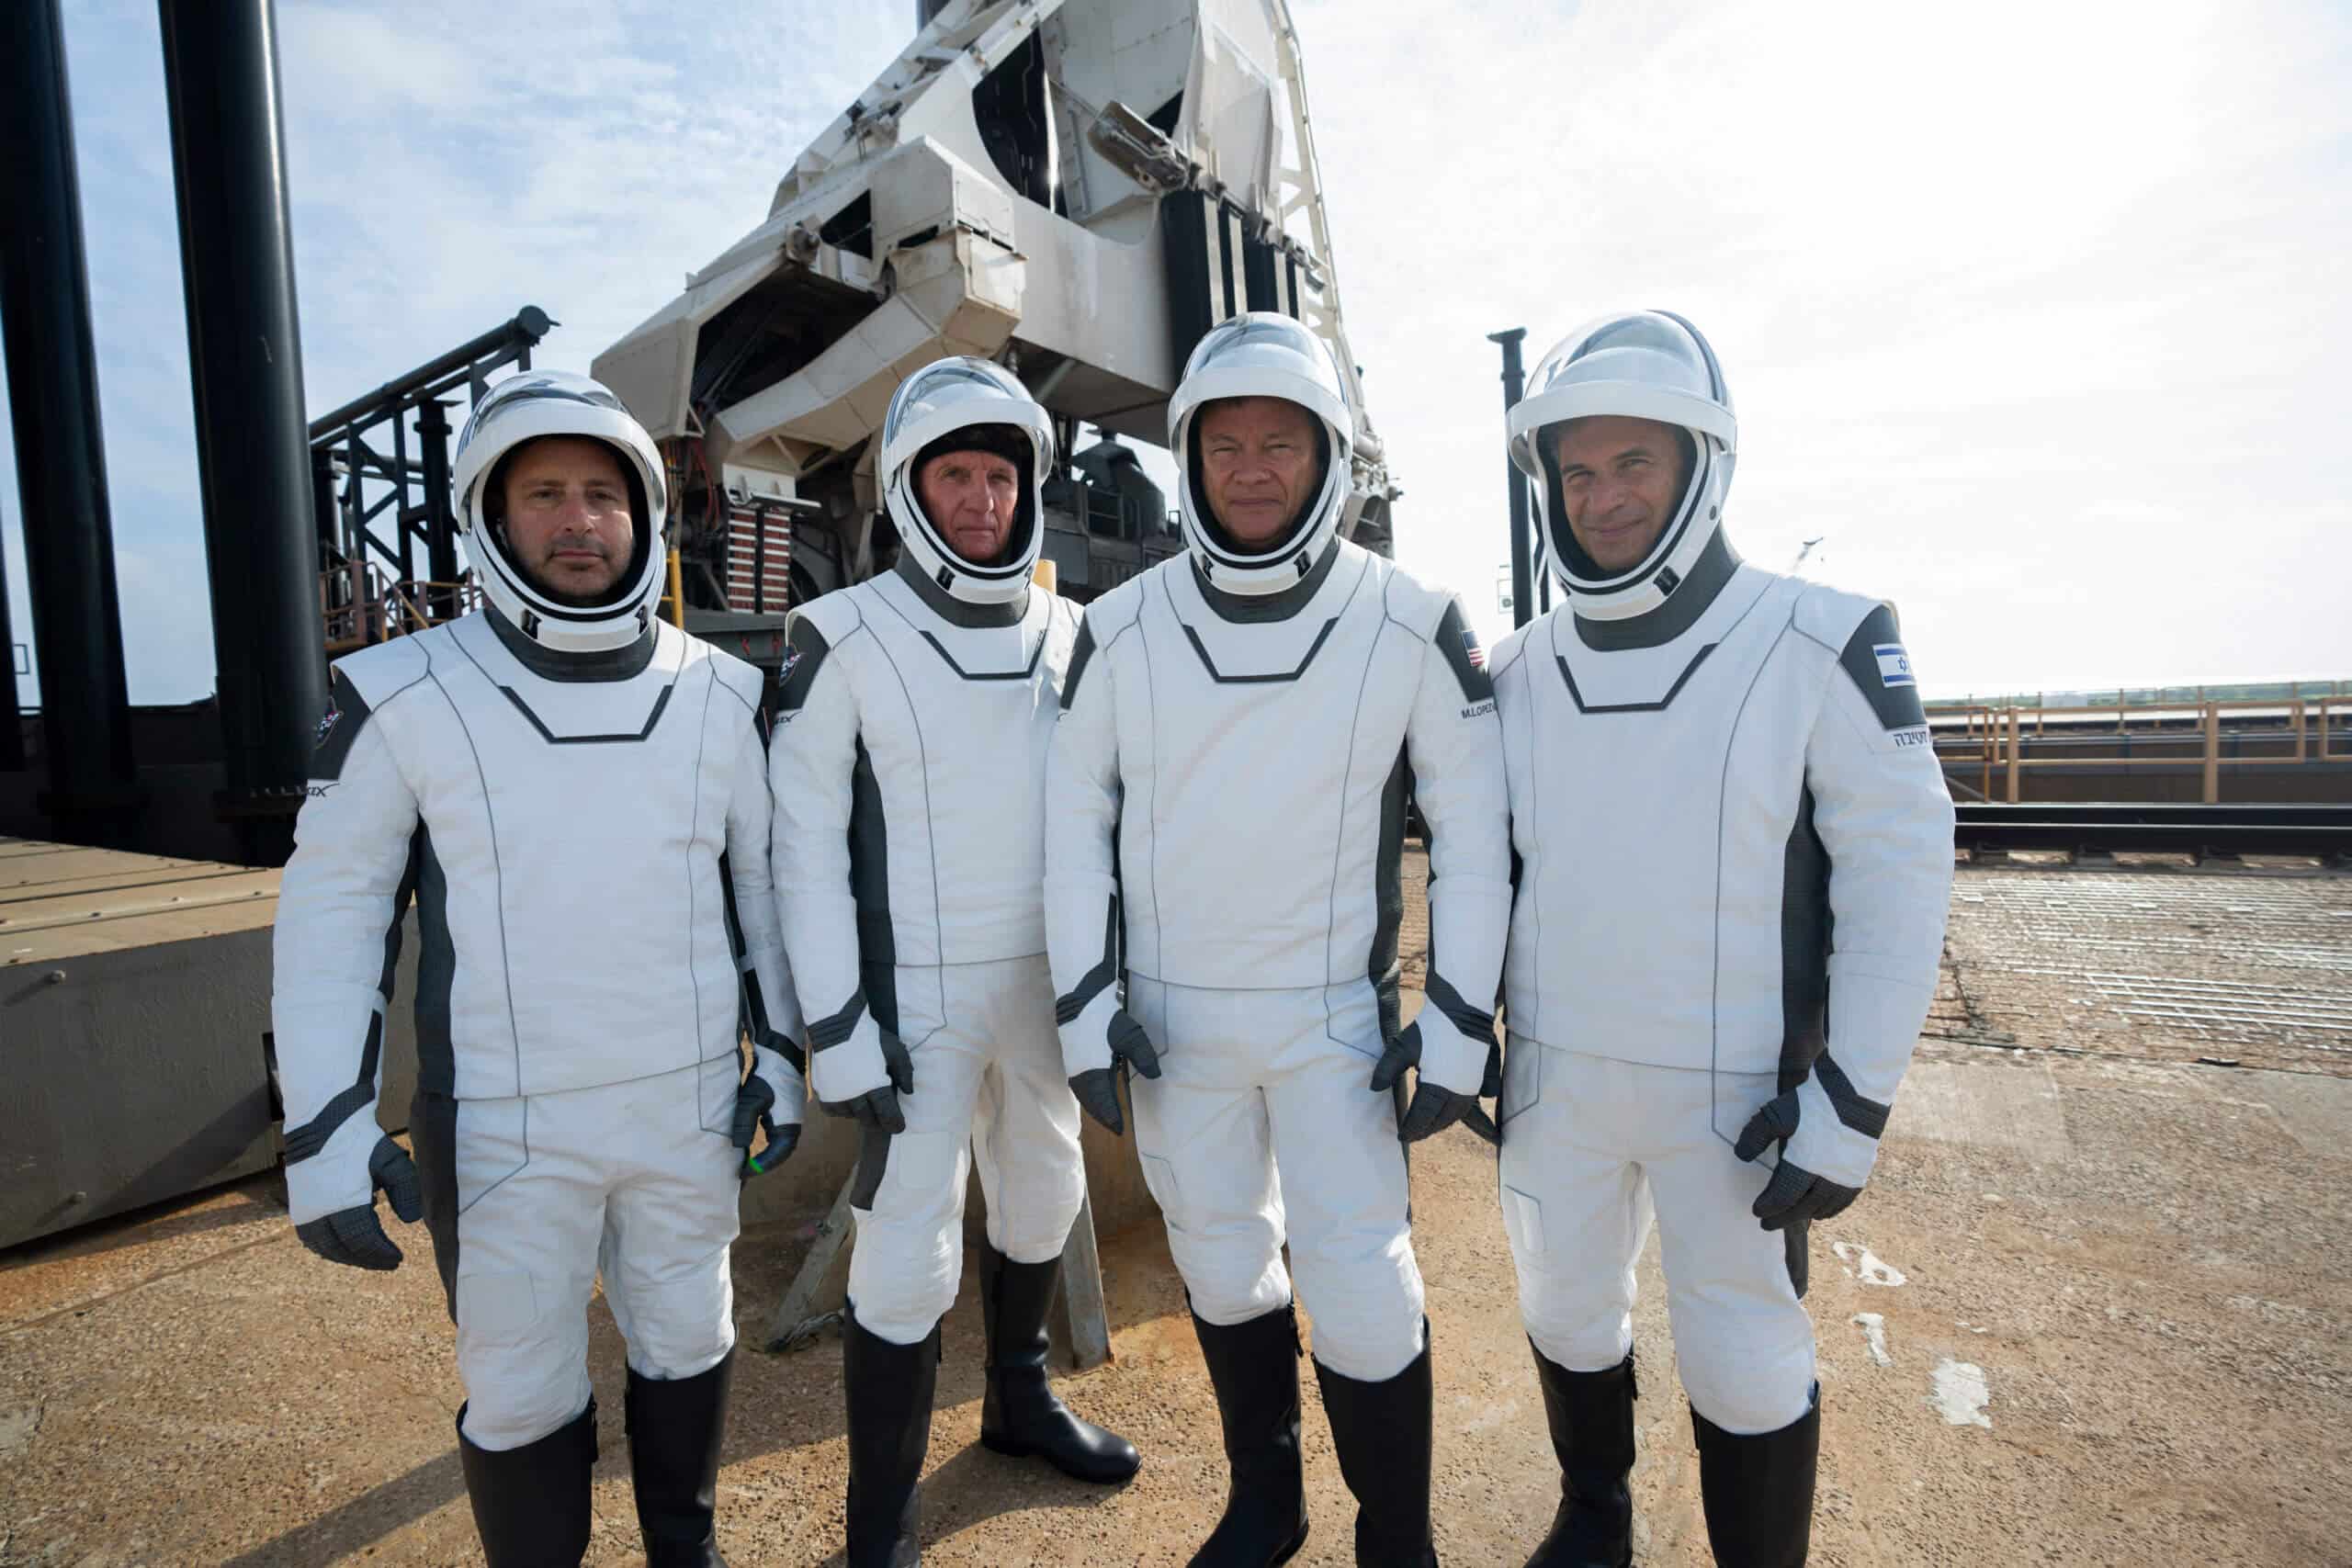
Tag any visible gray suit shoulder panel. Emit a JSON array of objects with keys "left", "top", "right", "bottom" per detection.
[{"left": 331, "top": 630, "right": 435, "bottom": 709}]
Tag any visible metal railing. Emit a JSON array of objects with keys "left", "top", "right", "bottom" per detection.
[
  {"left": 1934, "top": 697, "right": 2352, "bottom": 803},
  {"left": 320, "top": 561, "right": 479, "bottom": 652},
  {"left": 311, "top": 307, "right": 550, "bottom": 626}
]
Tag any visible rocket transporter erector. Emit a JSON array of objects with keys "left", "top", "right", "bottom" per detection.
[{"left": 593, "top": 0, "right": 1396, "bottom": 609}]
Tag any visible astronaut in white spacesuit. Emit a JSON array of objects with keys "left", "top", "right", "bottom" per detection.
[
  {"left": 1487, "top": 312, "right": 1955, "bottom": 1568},
  {"left": 769, "top": 357, "right": 1140, "bottom": 1568},
  {"left": 272, "top": 370, "right": 804, "bottom": 1568},
  {"left": 1046, "top": 312, "right": 1513, "bottom": 1568}
]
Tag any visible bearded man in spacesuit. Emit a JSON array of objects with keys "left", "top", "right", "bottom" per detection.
[
  {"left": 1487, "top": 311, "right": 1955, "bottom": 1568},
  {"left": 1046, "top": 312, "right": 1512, "bottom": 1568},
  {"left": 273, "top": 371, "right": 805, "bottom": 1568},
  {"left": 768, "top": 358, "right": 1141, "bottom": 1568}
]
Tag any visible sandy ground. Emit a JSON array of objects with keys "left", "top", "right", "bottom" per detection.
[{"left": 5, "top": 860, "right": 2350, "bottom": 1566}]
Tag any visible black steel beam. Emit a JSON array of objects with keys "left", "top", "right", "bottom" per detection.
[
  {"left": 0, "top": 0, "right": 141, "bottom": 827},
  {"left": 305, "top": 312, "right": 550, "bottom": 622},
  {"left": 417, "top": 395, "right": 458, "bottom": 618},
  {"left": 1956, "top": 803, "right": 2352, "bottom": 827},
  {"left": 1488, "top": 328, "right": 1532, "bottom": 629},
  {"left": 159, "top": 0, "right": 327, "bottom": 856},
  {"left": 1160, "top": 189, "right": 1220, "bottom": 373},
  {"left": 307, "top": 306, "right": 551, "bottom": 445},
  {"left": 1952, "top": 804, "right": 2352, "bottom": 859}
]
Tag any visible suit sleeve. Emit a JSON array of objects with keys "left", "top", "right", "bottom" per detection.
[
  {"left": 1791, "top": 605, "right": 1956, "bottom": 1187},
  {"left": 1044, "top": 617, "right": 1127, "bottom": 1082},
  {"left": 725, "top": 705, "right": 801, "bottom": 1045},
  {"left": 271, "top": 669, "right": 420, "bottom": 1224},
  {"left": 768, "top": 614, "right": 893, "bottom": 1105},
  {"left": 1403, "top": 600, "right": 1514, "bottom": 1097}
]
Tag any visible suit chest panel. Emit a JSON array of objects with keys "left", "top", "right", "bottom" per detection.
[
  {"left": 851, "top": 607, "right": 1067, "bottom": 862},
  {"left": 397, "top": 659, "right": 731, "bottom": 896},
  {"left": 1512, "top": 609, "right": 1826, "bottom": 920},
  {"left": 1119, "top": 594, "right": 1416, "bottom": 913}
]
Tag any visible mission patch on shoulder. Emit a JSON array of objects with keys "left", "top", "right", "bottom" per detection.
[{"left": 1837, "top": 604, "right": 1928, "bottom": 732}]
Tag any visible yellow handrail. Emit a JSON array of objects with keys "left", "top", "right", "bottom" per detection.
[{"left": 1933, "top": 695, "right": 2348, "bottom": 802}]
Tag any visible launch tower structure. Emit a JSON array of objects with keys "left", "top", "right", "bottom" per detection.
[{"left": 594, "top": 0, "right": 1396, "bottom": 611}]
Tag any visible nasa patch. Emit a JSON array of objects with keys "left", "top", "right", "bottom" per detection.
[
  {"left": 313, "top": 705, "right": 342, "bottom": 749},
  {"left": 778, "top": 649, "right": 801, "bottom": 684},
  {"left": 1873, "top": 643, "right": 1916, "bottom": 689}
]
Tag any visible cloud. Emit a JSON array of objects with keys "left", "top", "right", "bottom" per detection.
[
  {"left": 1290, "top": 0, "right": 2352, "bottom": 690},
  {"left": 5, "top": 0, "right": 908, "bottom": 706},
  {"left": 6, "top": 0, "right": 2346, "bottom": 711}
]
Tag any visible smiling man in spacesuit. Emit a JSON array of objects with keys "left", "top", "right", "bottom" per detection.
[
  {"left": 272, "top": 371, "right": 804, "bottom": 1568},
  {"left": 768, "top": 358, "right": 1140, "bottom": 1568},
  {"left": 1046, "top": 312, "right": 1512, "bottom": 1568},
  {"left": 1487, "top": 312, "right": 1955, "bottom": 1568}
]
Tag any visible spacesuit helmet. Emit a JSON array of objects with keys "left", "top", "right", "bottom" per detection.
[
  {"left": 880, "top": 356, "right": 1055, "bottom": 606},
  {"left": 450, "top": 369, "right": 669, "bottom": 654},
  {"left": 1170, "top": 311, "right": 1353, "bottom": 596},
  {"left": 1507, "top": 310, "right": 1737, "bottom": 621}
]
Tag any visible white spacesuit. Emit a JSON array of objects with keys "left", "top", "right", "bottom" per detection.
[
  {"left": 273, "top": 371, "right": 804, "bottom": 1568},
  {"left": 1489, "top": 312, "right": 1954, "bottom": 1568},
  {"left": 769, "top": 357, "right": 1139, "bottom": 1568},
  {"left": 1046, "top": 313, "right": 1512, "bottom": 1568}
]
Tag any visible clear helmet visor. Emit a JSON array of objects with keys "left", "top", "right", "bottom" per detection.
[
  {"left": 449, "top": 369, "right": 672, "bottom": 652},
  {"left": 1506, "top": 310, "right": 1738, "bottom": 618},
  {"left": 879, "top": 356, "right": 1055, "bottom": 602},
  {"left": 1169, "top": 311, "right": 1355, "bottom": 593}
]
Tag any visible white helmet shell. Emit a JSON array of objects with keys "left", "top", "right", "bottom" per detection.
[
  {"left": 450, "top": 369, "right": 669, "bottom": 653},
  {"left": 1507, "top": 310, "right": 1737, "bottom": 621},
  {"left": 1170, "top": 312, "right": 1353, "bottom": 597},
  {"left": 880, "top": 357, "right": 1055, "bottom": 606}
]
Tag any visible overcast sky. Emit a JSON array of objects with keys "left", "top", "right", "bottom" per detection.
[{"left": 5, "top": 0, "right": 2346, "bottom": 709}]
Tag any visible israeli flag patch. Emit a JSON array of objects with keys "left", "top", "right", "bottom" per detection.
[{"left": 1873, "top": 643, "right": 1916, "bottom": 688}]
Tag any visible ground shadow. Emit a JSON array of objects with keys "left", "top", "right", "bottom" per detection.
[
  {"left": 0, "top": 1169, "right": 280, "bottom": 1274},
  {"left": 215, "top": 1449, "right": 467, "bottom": 1568},
  {"left": 798, "top": 1440, "right": 1135, "bottom": 1567},
  {"left": 211, "top": 1186, "right": 1190, "bottom": 1565}
]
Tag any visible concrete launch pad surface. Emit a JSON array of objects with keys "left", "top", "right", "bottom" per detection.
[{"left": 4, "top": 863, "right": 2349, "bottom": 1565}]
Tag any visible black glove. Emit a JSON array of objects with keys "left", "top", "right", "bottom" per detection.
[
  {"left": 1734, "top": 1089, "right": 1863, "bottom": 1231},
  {"left": 1069, "top": 1009, "right": 1162, "bottom": 1135},
  {"left": 292, "top": 1135, "right": 423, "bottom": 1270},
  {"left": 820, "top": 1029, "right": 914, "bottom": 1135},
  {"left": 1370, "top": 1024, "right": 1500, "bottom": 1147},
  {"left": 732, "top": 1042, "right": 807, "bottom": 1179}
]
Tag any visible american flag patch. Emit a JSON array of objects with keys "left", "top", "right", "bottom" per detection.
[{"left": 1461, "top": 626, "right": 1486, "bottom": 670}]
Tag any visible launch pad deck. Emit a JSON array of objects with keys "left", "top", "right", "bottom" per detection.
[
  {"left": 1931, "top": 862, "right": 2352, "bottom": 1077},
  {"left": 2, "top": 860, "right": 2347, "bottom": 1565}
]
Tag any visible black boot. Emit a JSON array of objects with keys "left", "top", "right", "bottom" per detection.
[
  {"left": 1187, "top": 1302, "right": 1310, "bottom": 1568},
  {"left": 977, "top": 1244, "right": 1142, "bottom": 1483},
  {"left": 1524, "top": 1345, "right": 1635, "bottom": 1568},
  {"left": 1314, "top": 1330, "right": 1438, "bottom": 1567},
  {"left": 1691, "top": 1387, "right": 1820, "bottom": 1568},
  {"left": 456, "top": 1396, "right": 597, "bottom": 1568},
  {"left": 843, "top": 1306, "right": 939, "bottom": 1568},
  {"left": 626, "top": 1350, "right": 733, "bottom": 1566}
]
